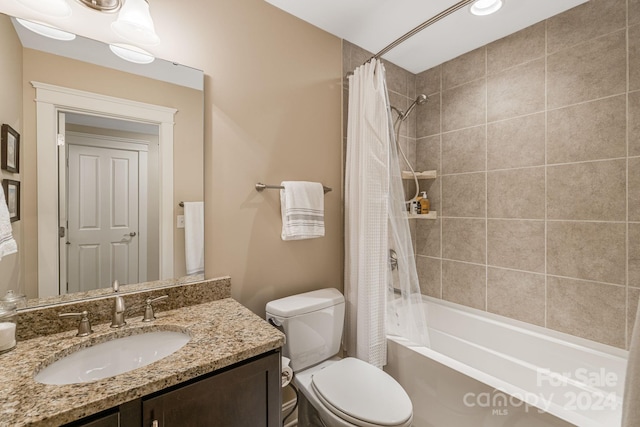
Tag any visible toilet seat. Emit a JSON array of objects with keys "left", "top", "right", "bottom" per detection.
[{"left": 311, "top": 358, "right": 413, "bottom": 427}]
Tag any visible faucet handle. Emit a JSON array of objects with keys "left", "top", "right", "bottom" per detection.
[
  {"left": 59, "top": 311, "right": 93, "bottom": 337},
  {"left": 142, "top": 295, "right": 168, "bottom": 322}
]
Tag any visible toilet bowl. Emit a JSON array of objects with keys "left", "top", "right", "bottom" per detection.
[
  {"left": 266, "top": 288, "right": 413, "bottom": 427},
  {"left": 294, "top": 358, "right": 413, "bottom": 427}
]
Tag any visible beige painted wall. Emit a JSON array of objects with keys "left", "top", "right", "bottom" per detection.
[
  {"left": 0, "top": 14, "right": 23, "bottom": 297},
  {"left": 1, "top": 0, "right": 343, "bottom": 314},
  {"left": 146, "top": 0, "right": 344, "bottom": 315},
  {"left": 20, "top": 49, "right": 203, "bottom": 298}
]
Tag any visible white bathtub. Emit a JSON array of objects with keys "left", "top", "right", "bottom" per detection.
[{"left": 384, "top": 297, "right": 628, "bottom": 427}]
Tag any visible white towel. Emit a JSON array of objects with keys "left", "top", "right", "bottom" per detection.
[
  {"left": 0, "top": 185, "right": 17, "bottom": 261},
  {"left": 183, "top": 201, "right": 204, "bottom": 275},
  {"left": 623, "top": 295, "right": 640, "bottom": 426},
  {"left": 280, "top": 181, "right": 325, "bottom": 241}
]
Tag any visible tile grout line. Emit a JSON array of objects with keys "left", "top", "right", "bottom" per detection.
[
  {"left": 440, "top": 216, "right": 627, "bottom": 224},
  {"left": 626, "top": 0, "right": 630, "bottom": 350},
  {"left": 438, "top": 156, "right": 630, "bottom": 179},
  {"left": 428, "top": 257, "right": 629, "bottom": 289},
  {"left": 485, "top": 45, "right": 489, "bottom": 313},
  {"left": 439, "top": 66, "right": 444, "bottom": 300},
  {"left": 544, "top": 17, "right": 549, "bottom": 330}
]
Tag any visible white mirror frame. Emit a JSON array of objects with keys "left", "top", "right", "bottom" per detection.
[{"left": 32, "top": 82, "right": 177, "bottom": 297}]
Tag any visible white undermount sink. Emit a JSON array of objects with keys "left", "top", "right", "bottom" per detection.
[{"left": 34, "top": 330, "right": 191, "bottom": 385}]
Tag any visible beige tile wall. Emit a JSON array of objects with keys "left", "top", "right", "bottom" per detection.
[
  {"left": 344, "top": 0, "right": 640, "bottom": 349},
  {"left": 414, "top": 0, "right": 638, "bottom": 349}
]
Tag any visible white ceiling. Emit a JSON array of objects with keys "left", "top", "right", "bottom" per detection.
[{"left": 264, "top": 0, "right": 589, "bottom": 73}]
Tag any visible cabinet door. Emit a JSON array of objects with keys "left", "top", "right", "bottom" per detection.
[
  {"left": 143, "top": 352, "right": 281, "bottom": 427},
  {"left": 64, "top": 411, "right": 119, "bottom": 427}
]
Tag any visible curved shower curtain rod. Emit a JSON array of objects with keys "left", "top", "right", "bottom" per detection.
[
  {"left": 370, "top": 0, "right": 475, "bottom": 62},
  {"left": 347, "top": 0, "right": 475, "bottom": 74}
]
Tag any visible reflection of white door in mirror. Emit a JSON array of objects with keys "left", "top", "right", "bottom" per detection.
[
  {"left": 34, "top": 82, "right": 177, "bottom": 298},
  {"left": 67, "top": 144, "right": 141, "bottom": 293}
]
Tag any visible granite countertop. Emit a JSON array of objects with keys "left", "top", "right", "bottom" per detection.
[{"left": 0, "top": 298, "right": 285, "bottom": 427}]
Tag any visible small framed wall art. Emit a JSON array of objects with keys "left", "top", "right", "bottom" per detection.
[
  {"left": 2, "top": 179, "right": 20, "bottom": 222},
  {"left": 1, "top": 124, "right": 20, "bottom": 173}
]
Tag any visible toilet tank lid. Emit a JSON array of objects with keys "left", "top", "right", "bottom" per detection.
[{"left": 266, "top": 288, "right": 344, "bottom": 318}]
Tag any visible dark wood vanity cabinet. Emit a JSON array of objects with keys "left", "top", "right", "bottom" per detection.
[
  {"left": 64, "top": 410, "right": 120, "bottom": 427},
  {"left": 142, "top": 351, "right": 281, "bottom": 427},
  {"left": 66, "top": 351, "right": 281, "bottom": 427}
]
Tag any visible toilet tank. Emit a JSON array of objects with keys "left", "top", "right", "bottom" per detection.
[{"left": 266, "top": 288, "right": 345, "bottom": 372}]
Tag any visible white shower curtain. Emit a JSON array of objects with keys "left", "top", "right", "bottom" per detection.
[{"left": 345, "top": 59, "right": 429, "bottom": 369}]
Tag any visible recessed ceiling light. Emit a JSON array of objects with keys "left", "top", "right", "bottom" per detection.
[
  {"left": 109, "top": 43, "right": 155, "bottom": 64},
  {"left": 470, "top": 0, "right": 504, "bottom": 16},
  {"left": 16, "top": 18, "right": 76, "bottom": 41}
]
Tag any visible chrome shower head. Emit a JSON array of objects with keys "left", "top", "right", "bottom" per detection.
[{"left": 402, "top": 94, "right": 428, "bottom": 120}]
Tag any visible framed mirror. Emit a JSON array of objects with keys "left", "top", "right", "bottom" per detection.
[{"left": 0, "top": 12, "right": 205, "bottom": 307}]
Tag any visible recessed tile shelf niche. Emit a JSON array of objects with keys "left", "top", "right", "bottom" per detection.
[{"left": 402, "top": 170, "right": 437, "bottom": 219}]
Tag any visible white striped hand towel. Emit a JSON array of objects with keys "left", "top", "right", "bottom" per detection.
[
  {"left": 0, "top": 185, "right": 17, "bottom": 260},
  {"left": 280, "top": 181, "right": 325, "bottom": 240}
]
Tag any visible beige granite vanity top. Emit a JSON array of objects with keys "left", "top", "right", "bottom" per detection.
[{"left": 0, "top": 298, "right": 285, "bottom": 427}]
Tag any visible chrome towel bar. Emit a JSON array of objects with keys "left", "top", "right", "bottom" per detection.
[{"left": 255, "top": 182, "right": 332, "bottom": 194}]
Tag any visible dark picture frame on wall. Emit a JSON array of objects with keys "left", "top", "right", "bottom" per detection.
[
  {"left": 0, "top": 124, "right": 20, "bottom": 173},
  {"left": 1, "top": 124, "right": 20, "bottom": 173},
  {"left": 2, "top": 179, "right": 20, "bottom": 222}
]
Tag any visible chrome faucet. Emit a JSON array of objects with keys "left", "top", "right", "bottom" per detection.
[{"left": 110, "top": 280, "right": 126, "bottom": 328}]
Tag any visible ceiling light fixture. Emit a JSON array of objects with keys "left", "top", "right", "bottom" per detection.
[
  {"left": 470, "top": 0, "right": 504, "bottom": 16},
  {"left": 109, "top": 43, "right": 155, "bottom": 64},
  {"left": 111, "top": 0, "right": 160, "bottom": 46},
  {"left": 16, "top": 18, "right": 76, "bottom": 41},
  {"left": 15, "top": 0, "right": 73, "bottom": 17},
  {"left": 76, "top": 0, "right": 122, "bottom": 13}
]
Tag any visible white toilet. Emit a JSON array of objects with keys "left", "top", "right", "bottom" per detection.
[{"left": 266, "top": 288, "right": 413, "bottom": 427}]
